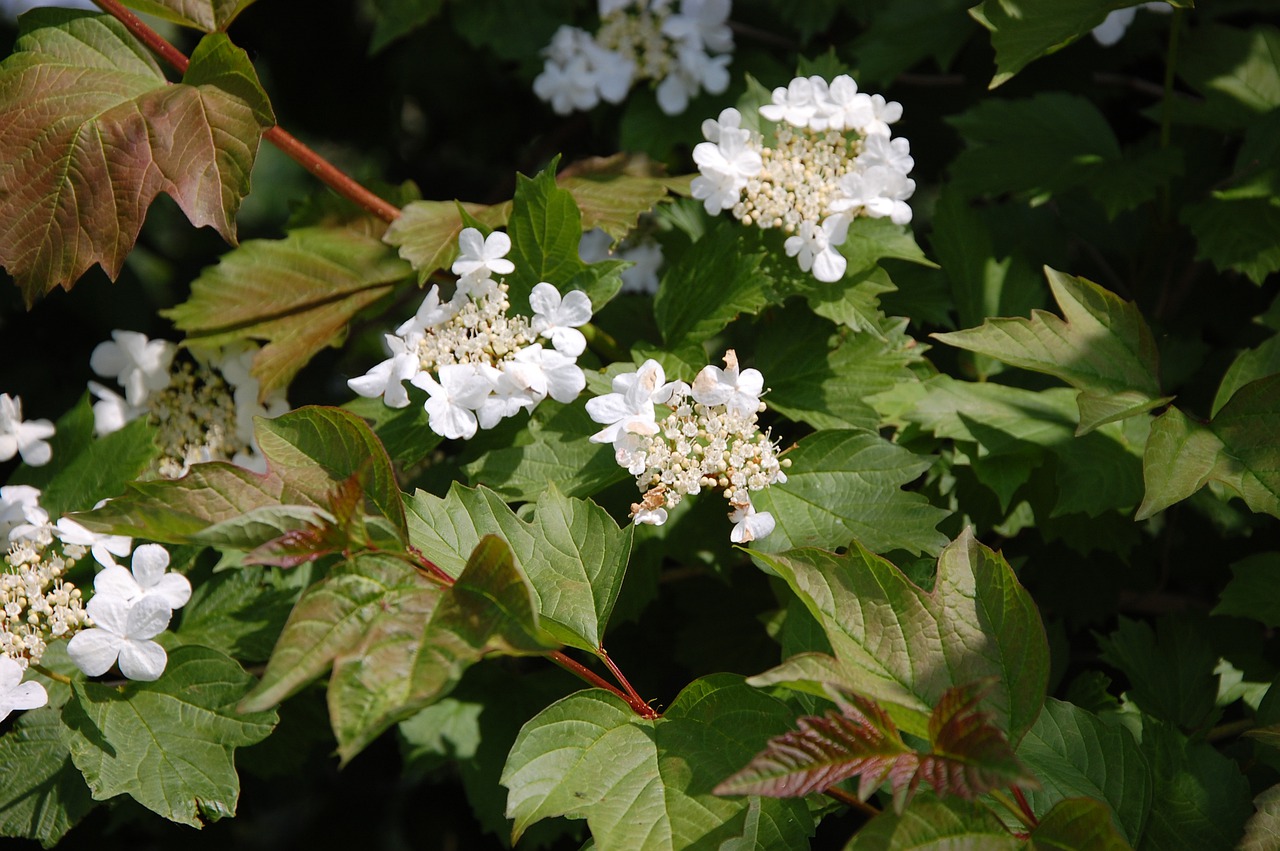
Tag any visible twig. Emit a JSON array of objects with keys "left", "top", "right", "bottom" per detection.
[
  {"left": 91, "top": 0, "right": 402, "bottom": 224},
  {"left": 599, "top": 647, "right": 653, "bottom": 716},
  {"left": 549, "top": 651, "right": 659, "bottom": 719},
  {"left": 823, "top": 785, "right": 880, "bottom": 817}
]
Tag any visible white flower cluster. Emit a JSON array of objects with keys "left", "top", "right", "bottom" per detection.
[
  {"left": 0, "top": 484, "right": 190, "bottom": 688},
  {"left": 534, "top": 0, "right": 733, "bottom": 116},
  {"left": 88, "top": 331, "right": 288, "bottom": 478},
  {"left": 349, "top": 227, "right": 591, "bottom": 440},
  {"left": 0, "top": 393, "right": 54, "bottom": 467},
  {"left": 586, "top": 351, "right": 788, "bottom": 542},
  {"left": 691, "top": 74, "right": 916, "bottom": 283},
  {"left": 66, "top": 543, "right": 191, "bottom": 683}
]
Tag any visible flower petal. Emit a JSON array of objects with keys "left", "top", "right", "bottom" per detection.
[
  {"left": 67, "top": 629, "right": 123, "bottom": 677},
  {"left": 117, "top": 640, "right": 168, "bottom": 682}
]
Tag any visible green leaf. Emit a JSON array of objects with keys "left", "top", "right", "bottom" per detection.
[
  {"left": 933, "top": 268, "right": 1169, "bottom": 434},
  {"left": 327, "top": 536, "right": 556, "bottom": 762},
  {"left": 1181, "top": 196, "right": 1280, "bottom": 286},
  {"left": 164, "top": 226, "right": 412, "bottom": 398},
  {"left": 501, "top": 675, "right": 811, "bottom": 849},
  {"left": 1139, "top": 721, "right": 1252, "bottom": 851},
  {"left": 846, "top": 795, "right": 1021, "bottom": 850},
  {"left": 0, "top": 708, "right": 95, "bottom": 848},
  {"left": 173, "top": 564, "right": 299, "bottom": 662},
  {"left": 239, "top": 553, "right": 434, "bottom": 712},
  {"left": 406, "top": 482, "right": 632, "bottom": 652},
  {"left": 1213, "top": 334, "right": 1280, "bottom": 416},
  {"left": 462, "top": 398, "right": 630, "bottom": 502},
  {"left": 1213, "top": 553, "right": 1280, "bottom": 628},
  {"left": 1017, "top": 698, "right": 1152, "bottom": 845},
  {"left": 1097, "top": 616, "right": 1218, "bottom": 730},
  {"left": 653, "top": 221, "right": 773, "bottom": 349},
  {"left": 836, "top": 216, "right": 935, "bottom": 276},
  {"left": 367, "top": 0, "right": 444, "bottom": 52},
  {"left": 750, "top": 530, "right": 1049, "bottom": 742},
  {"left": 0, "top": 14, "right": 274, "bottom": 304},
  {"left": 120, "top": 0, "right": 257, "bottom": 30},
  {"left": 1029, "top": 797, "right": 1135, "bottom": 851},
  {"left": 342, "top": 394, "right": 443, "bottom": 470},
  {"left": 74, "top": 405, "right": 407, "bottom": 545},
  {"left": 62, "top": 646, "right": 277, "bottom": 827},
  {"left": 1241, "top": 785, "right": 1280, "bottom": 851},
  {"left": 1136, "top": 376, "right": 1280, "bottom": 519},
  {"left": 969, "top": 0, "right": 1141, "bottom": 88},
  {"left": 383, "top": 200, "right": 509, "bottom": 283},
  {"left": 756, "top": 307, "right": 924, "bottom": 432},
  {"left": 749, "top": 429, "right": 950, "bottom": 557},
  {"left": 849, "top": 0, "right": 973, "bottom": 88},
  {"left": 558, "top": 154, "right": 686, "bottom": 240},
  {"left": 1178, "top": 24, "right": 1280, "bottom": 126},
  {"left": 8, "top": 394, "right": 158, "bottom": 516}
]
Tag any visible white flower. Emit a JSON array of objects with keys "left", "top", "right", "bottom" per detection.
[
  {"left": 396, "top": 285, "right": 456, "bottom": 338},
  {"left": 0, "top": 394, "right": 55, "bottom": 467},
  {"left": 0, "top": 656, "right": 46, "bottom": 723},
  {"left": 830, "top": 166, "right": 915, "bottom": 226},
  {"left": 700, "top": 106, "right": 746, "bottom": 145},
  {"left": 348, "top": 335, "right": 421, "bottom": 409},
  {"left": 54, "top": 517, "right": 132, "bottom": 568},
  {"left": 530, "top": 283, "right": 593, "bottom": 357},
  {"left": 859, "top": 94, "right": 903, "bottom": 137},
  {"left": 87, "top": 381, "right": 143, "bottom": 436},
  {"left": 633, "top": 506, "right": 668, "bottom": 526},
  {"left": 691, "top": 130, "right": 761, "bottom": 214},
  {"left": 585, "top": 361, "right": 676, "bottom": 445},
  {"left": 0, "top": 485, "right": 46, "bottom": 543},
  {"left": 516, "top": 344, "right": 586, "bottom": 403},
  {"left": 663, "top": 0, "right": 733, "bottom": 53},
  {"left": 691, "top": 349, "right": 764, "bottom": 418},
  {"left": 451, "top": 228, "right": 516, "bottom": 281},
  {"left": 411, "top": 363, "right": 494, "bottom": 440},
  {"left": 89, "top": 330, "right": 175, "bottom": 407},
  {"left": 729, "top": 501, "right": 775, "bottom": 543},
  {"left": 857, "top": 132, "right": 914, "bottom": 176},
  {"left": 1092, "top": 3, "right": 1171, "bottom": 46},
  {"left": 91, "top": 543, "right": 191, "bottom": 610},
  {"left": 656, "top": 43, "right": 730, "bottom": 115},
  {"left": 816, "top": 75, "right": 872, "bottom": 132},
  {"left": 66, "top": 594, "right": 172, "bottom": 681},
  {"left": 582, "top": 39, "right": 636, "bottom": 105},
  {"left": 759, "top": 76, "right": 820, "bottom": 127},
  {"left": 784, "top": 218, "right": 849, "bottom": 283}
]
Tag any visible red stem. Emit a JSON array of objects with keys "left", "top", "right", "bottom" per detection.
[
  {"left": 824, "top": 786, "right": 880, "bottom": 817},
  {"left": 599, "top": 647, "right": 653, "bottom": 716},
  {"left": 1011, "top": 786, "right": 1038, "bottom": 828},
  {"left": 406, "top": 545, "right": 456, "bottom": 586},
  {"left": 550, "top": 651, "right": 658, "bottom": 719},
  {"left": 91, "top": 0, "right": 402, "bottom": 224}
]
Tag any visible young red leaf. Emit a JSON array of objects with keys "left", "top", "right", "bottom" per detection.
[
  {"left": 714, "top": 689, "right": 918, "bottom": 803},
  {"left": 919, "top": 680, "right": 1039, "bottom": 803},
  {"left": 0, "top": 12, "right": 274, "bottom": 304}
]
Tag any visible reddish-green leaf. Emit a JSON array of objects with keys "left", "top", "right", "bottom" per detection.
[
  {"left": 71, "top": 406, "right": 407, "bottom": 550},
  {"left": 0, "top": 13, "right": 274, "bottom": 304},
  {"left": 121, "top": 0, "right": 257, "bottom": 31},
  {"left": 921, "top": 682, "right": 1037, "bottom": 806},
  {"left": 164, "top": 226, "right": 412, "bottom": 399}
]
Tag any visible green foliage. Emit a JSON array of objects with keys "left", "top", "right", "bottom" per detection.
[{"left": 0, "top": 1, "right": 1276, "bottom": 847}]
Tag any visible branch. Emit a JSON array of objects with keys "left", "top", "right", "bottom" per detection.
[
  {"left": 91, "top": 0, "right": 402, "bottom": 224},
  {"left": 549, "top": 651, "right": 659, "bottom": 719}
]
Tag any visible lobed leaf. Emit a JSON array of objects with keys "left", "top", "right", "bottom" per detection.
[
  {"left": 62, "top": 646, "right": 277, "bottom": 828},
  {"left": 0, "top": 14, "right": 274, "bottom": 304},
  {"left": 501, "top": 675, "right": 811, "bottom": 850},
  {"left": 750, "top": 531, "right": 1049, "bottom": 743},
  {"left": 846, "top": 795, "right": 1021, "bottom": 849},
  {"left": 969, "top": 0, "right": 1143, "bottom": 88},
  {"left": 1212, "top": 553, "right": 1280, "bottom": 628},
  {"left": 164, "top": 226, "right": 413, "bottom": 399},
  {"left": 406, "top": 482, "right": 632, "bottom": 652},
  {"left": 748, "top": 428, "right": 950, "bottom": 557},
  {"left": 933, "top": 268, "right": 1170, "bottom": 433},
  {"left": 1136, "top": 375, "right": 1280, "bottom": 519},
  {"left": 1029, "top": 797, "right": 1135, "bottom": 851}
]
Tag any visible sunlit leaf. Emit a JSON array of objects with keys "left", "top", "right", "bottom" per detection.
[
  {"left": 0, "top": 13, "right": 274, "bottom": 303},
  {"left": 0, "top": 708, "right": 95, "bottom": 848},
  {"left": 62, "top": 646, "right": 277, "bottom": 828},
  {"left": 750, "top": 531, "right": 1049, "bottom": 742},
  {"left": 846, "top": 795, "right": 1021, "bottom": 849},
  {"left": 406, "top": 482, "right": 632, "bottom": 652},
  {"left": 749, "top": 429, "right": 950, "bottom": 556},
  {"left": 1240, "top": 784, "right": 1280, "bottom": 851},
  {"left": 501, "top": 675, "right": 811, "bottom": 850},
  {"left": 933, "top": 268, "right": 1170, "bottom": 433},
  {"left": 164, "top": 226, "right": 412, "bottom": 399}
]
